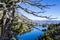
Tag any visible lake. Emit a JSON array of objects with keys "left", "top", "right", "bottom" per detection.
[{"left": 17, "top": 26, "right": 48, "bottom": 40}]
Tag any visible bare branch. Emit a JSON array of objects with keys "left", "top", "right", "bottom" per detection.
[
  {"left": 18, "top": 5, "right": 57, "bottom": 19},
  {"left": 26, "top": 2, "right": 55, "bottom": 10},
  {"left": 27, "top": 0, "right": 43, "bottom": 4}
]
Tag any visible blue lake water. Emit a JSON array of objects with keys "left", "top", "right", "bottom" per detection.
[{"left": 17, "top": 26, "right": 48, "bottom": 40}]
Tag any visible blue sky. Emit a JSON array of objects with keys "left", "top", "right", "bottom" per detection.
[{"left": 16, "top": 0, "right": 60, "bottom": 20}]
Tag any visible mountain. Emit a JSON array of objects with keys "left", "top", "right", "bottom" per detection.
[{"left": 33, "top": 20, "right": 60, "bottom": 24}]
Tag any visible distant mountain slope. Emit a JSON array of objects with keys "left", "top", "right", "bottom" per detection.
[{"left": 33, "top": 20, "right": 60, "bottom": 24}]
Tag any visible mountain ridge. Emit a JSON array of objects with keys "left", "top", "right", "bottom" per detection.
[{"left": 33, "top": 20, "right": 60, "bottom": 24}]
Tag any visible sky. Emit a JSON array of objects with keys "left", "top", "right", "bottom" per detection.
[{"left": 16, "top": 0, "right": 60, "bottom": 20}]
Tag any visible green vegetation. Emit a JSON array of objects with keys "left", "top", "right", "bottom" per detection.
[
  {"left": 0, "top": 0, "right": 58, "bottom": 40},
  {"left": 0, "top": 11, "right": 33, "bottom": 40},
  {"left": 38, "top": 24, "right": 60, "bottom": 40}
]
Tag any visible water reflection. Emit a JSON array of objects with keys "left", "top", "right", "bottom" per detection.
[{"left": 17, "top": 26, "right": 48, "bottom": 40}]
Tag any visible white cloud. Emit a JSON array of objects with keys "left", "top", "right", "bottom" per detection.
[
  {"left": 29, "top": 17, "right": 60, "bottom": 20},
  {"left": 29, "top": 17, "right": 48, "bottom": 20}
]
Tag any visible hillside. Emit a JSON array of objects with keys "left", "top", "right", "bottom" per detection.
[{"left": 0, "top": 10, "right": 35, "bottom": 35}]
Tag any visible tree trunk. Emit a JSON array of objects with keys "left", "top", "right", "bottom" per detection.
[{"left": 1, "top": 3, "right": 16, "bottom": 40}]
